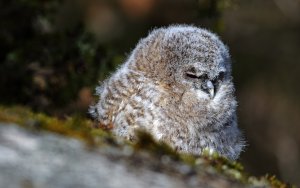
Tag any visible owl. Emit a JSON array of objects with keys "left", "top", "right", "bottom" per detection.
[{"left": 90, "top": 25, "right": 245, "bottom": 160}]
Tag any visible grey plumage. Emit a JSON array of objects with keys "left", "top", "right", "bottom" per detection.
[{"left": 90, "top": 25, "right": 245, "bottom": 160}]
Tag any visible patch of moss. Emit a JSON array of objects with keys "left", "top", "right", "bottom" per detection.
[
  {"left": 0, "top": 105, "right": 127, "bottom": 149},
  {"left": 133, "top": 130, "right": 180, "bottom": 160},
  {"left": 265, "top": 175, "right": 295, "bottom": 188},
  {"left": 132, "top": 131, "right": 291, "bottom": 187},
  {"left": 198, "top": 151, "right": 247, "bottom": 181},
  {"left": 0, "top": 106, "right": 95, "bottom": 144},
  {"left": 0, "top": 105, "right": 291, "bottom": 187}
]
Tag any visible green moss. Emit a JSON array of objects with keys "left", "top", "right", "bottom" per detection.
[
  {"left": 265, "top": 175, "right": 295, "bottom": 188},
  {"left": 203, "top": 153, "right": 246, "bottom": 181},
  {"left": 133, "top": 130, "right": 179, "bottom": 160},
  {"left": 132, "top": 132, "right": 291, "bottom": 187},
  {"left": 0, "top": 105, "right": 127, "bottom": 149},
  {"left": 0, "top": 105, "right": 291, "bottom": 187},
  {"left": 0, "top": 106, "right": 96, "bottom": 144}
]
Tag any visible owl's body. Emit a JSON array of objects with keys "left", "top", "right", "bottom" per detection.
[{"left": 90, "top": 25, "right": 244, "bottom": 160}]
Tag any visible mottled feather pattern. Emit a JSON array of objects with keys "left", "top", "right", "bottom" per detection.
[{"left": 90, "top": 25, "right": 245, "bottom": 160}]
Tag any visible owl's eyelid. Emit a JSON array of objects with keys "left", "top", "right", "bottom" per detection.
[
  {"left": 186, "top": 72, "right": 200, "bottom": 79},
  {"left": 186, "top": 70, "right": 209, "bottom": 80}
]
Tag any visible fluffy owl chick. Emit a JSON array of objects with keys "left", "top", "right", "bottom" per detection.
[{"left": 90, "top": 25, "right": 245, "bottom": 160}]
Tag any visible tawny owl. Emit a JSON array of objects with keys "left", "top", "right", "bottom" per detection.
[{"left": 90, "top": 25, "right": 245, "bottom": 160}]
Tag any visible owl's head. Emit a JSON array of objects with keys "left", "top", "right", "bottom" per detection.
[{"left": 130, "top": 25, "right": 232, "bottom": 99}]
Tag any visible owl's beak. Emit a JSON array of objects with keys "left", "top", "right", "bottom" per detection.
[{"left": 206, "top": 80, "right": 215, "bottom": 98}]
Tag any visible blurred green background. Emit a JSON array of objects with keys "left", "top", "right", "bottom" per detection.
[{"left": 1, "top": 0, "right": 299, "bottom": 186}]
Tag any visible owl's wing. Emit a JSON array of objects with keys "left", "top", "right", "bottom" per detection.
[{"left": 91, "top": 68, "right": 143, "bottom": 130}]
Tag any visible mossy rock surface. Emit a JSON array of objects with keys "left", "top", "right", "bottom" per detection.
[{"left": 0, "top": 106, "right": 292, "bottom": 188}]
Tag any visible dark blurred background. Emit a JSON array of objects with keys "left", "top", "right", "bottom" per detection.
[{"left": 1, "top": 0, "right": 299, "bottom": 185}]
